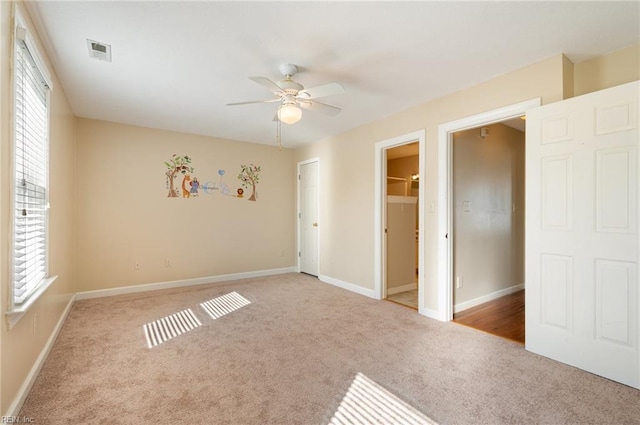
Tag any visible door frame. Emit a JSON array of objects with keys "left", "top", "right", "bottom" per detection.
[
  {"left": 374, "top": 130, "right": 426, "bottom": 312},
  {"left": 297, "top": 158, "right": 320, "bottom": 275},
  {"left": 436, "top": 99, "right": 541, "bottom": 321}
]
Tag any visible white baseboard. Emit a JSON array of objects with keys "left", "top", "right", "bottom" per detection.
[
  {"left": 419, "top": 307, "right": 441, "bottom": 320},
  {"left": 387, "top": 282, "right": 417, "bottom": 295},
  {"left": 76, "top": 267, "right": 297, "bottom": 300},
  {"left": 454, "top": 283, "right": 525, "bottom": 314},
  {"left": 319, "top": 275, "right": 378, "bottom": 299},
  {"left": 5, "top": 294, "right": 75, "bottom": 417}
]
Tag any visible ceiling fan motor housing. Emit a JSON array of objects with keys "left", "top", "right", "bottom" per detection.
[
  {"left": 277, "top": 79, "right": 303, "bottom": 94},
  {"left": 279, "top": 63, "right": 298, "bottom": 77},
  {"left": 277, "top": 63, "right": 303, "bottom": 94}
]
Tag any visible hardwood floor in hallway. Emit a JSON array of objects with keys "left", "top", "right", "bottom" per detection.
[{"left": 453, "top": 290, "right": 525, "bottom": 344}]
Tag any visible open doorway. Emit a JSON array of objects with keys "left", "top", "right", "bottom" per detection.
[
  {"left": 374, "top": 130, "right": 425, "bottom": 314},
  {"left": 450, "top": 120, "right": 525, "bottom": 343},
  {"left": 385, "top": 143, "right": 420, "bottom": 309},
  {"left": 436, "top": 99, "right": 540, "bottom": 341}
]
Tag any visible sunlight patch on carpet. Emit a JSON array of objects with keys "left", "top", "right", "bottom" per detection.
[
  {"left": 200, "top": 291, "right": 251, "bottom": 319},
  {"left": 329, "top": 373, "right": 438, "bottom": 425},
  {"left": 143, "top": 308, "right": 202, "bottom": 348}
]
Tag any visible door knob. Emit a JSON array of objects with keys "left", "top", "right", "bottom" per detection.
[{"left": 312, "top": 222, "right": 318, "bottom": 227}]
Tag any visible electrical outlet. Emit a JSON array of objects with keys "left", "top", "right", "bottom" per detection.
[
  {"left": 164, "top": 259, "right": 172, "bottom": 267},
  {"left": 456, "top": 276, "right": 463, "bottom": 289},
  {"left": 134, "top": 262, "right": 140, "bottom": 270}
]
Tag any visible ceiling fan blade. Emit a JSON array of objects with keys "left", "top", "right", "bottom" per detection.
[
  {"left": 226, "top": 99, "right": 280, "bottom": 106},
  {"left": 297, "top": 82, "right": 344, "bottom": 100},
  {"left": 249, "top": 76, "right": 283, "bottom": 94},
  {"left": 298, "top": 100, "right": 341, "bottom": 116}
]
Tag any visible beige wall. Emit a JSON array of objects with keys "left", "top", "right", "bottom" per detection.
[
  {"left": 0, "top": 1, "right": 5, "bottom": 410},
  {"left": 574, "top": 44, "right": 640, "bottom": 96},
  {"left": 0, "top": 1, "right": 76, "bottom": 414},
  {"left": 75, "top": 119, "right": 296, "bottom": 292},
  {"left": 452, "top": 124, "right": 525, "bottom": 307},
  {"left": 294, "top": 54, "right": 566, "bottom": 310},
  {"left": 562, "top": 54, "right": 574, "bottom": 99}
]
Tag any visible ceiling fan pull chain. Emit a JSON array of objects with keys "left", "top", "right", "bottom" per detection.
[{"left": 276, "top": 118, "right": 282, "bottom": 151}]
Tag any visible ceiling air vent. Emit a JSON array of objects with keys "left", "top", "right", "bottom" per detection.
[{"left": 87, "top": 39, "right": 111, "bottom": 62}]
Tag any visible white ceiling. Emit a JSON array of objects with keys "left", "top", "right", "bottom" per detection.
[{"left": 27, "top": 1, "right": 639, "bottom": 148}]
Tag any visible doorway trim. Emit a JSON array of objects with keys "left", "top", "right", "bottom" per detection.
[
  {"left": 436, "top": 99, "right": 541, "bottom": 321},
  {"left": 374, "top": 130, "right": 426, "bottom": 312},
  {"left": 297, "top": 157, "right": 320, "bottom": 275}
]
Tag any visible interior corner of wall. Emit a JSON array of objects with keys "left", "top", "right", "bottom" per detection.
[{"left": 562, "top": 54, "right": 575, "bottom": 99}]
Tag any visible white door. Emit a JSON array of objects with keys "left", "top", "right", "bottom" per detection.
[
  {"left": 526, "top": 81, "right": 639, "bottom": 388},
  {"left": 299, "top": 160, "right": 319, "bottom": 276}
]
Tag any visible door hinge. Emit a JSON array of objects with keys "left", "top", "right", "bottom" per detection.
[
  {"left": 298, "top": 251, "right": 301, "bottom": 257},
  {"left": 299, "top": 213, "right": 301, "bottom": 219}
]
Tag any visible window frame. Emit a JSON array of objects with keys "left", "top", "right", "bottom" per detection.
[{"left": 6, "top": 8, "right": 57, "bottom": 329}]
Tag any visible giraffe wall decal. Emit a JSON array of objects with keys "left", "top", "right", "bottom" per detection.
[{"left": 181, "top": 174, "right": 191, "bottom": 198}]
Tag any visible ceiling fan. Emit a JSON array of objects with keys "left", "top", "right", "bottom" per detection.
[{"left": 226, "top": 64, "right": 344, "bottom": 125}]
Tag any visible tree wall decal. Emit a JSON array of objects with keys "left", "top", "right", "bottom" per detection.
[
  {"left": 164, "top": 154, "right": 194, "bottom": 198},
  {"left": 237, "top": 164, "right": 261, "bottom": 201}
]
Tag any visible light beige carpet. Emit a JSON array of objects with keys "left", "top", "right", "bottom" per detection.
[{"left": 20, "top": 273, "right": 640, "bottom": 424}]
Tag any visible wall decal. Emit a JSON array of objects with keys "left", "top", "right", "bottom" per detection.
[
  {"left": 189, "top": 177, "right": 200, "bottom": 197},
  {"left": 165, "top": 154, "right": 194, "bottom": 198},
  {"left": 181, "top": 174, "right": 192, "bottom": 198},
  {"left": 238, "top": 164, "right": 261, "bottom": 201},
  {"left": 218, "top": 169, "right": 232, "bottom": 196},
  {"left": 200, "top": 169, "right": 231, "bottom": 196},
  {"left": 164, "top": 156, "right": 261, "bottom": 202}
]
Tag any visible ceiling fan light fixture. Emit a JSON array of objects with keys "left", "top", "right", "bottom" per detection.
[{"left": 278, "top": 104, "right": 302, "bottom": 125}]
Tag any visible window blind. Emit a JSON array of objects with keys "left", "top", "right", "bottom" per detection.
[{"left": 13, "top": 32, "right": 50, "bottom": 306}]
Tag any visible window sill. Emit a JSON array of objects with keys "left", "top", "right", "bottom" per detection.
[{"left": 5, "top": 275, "right": 58, "bottom": 329}]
